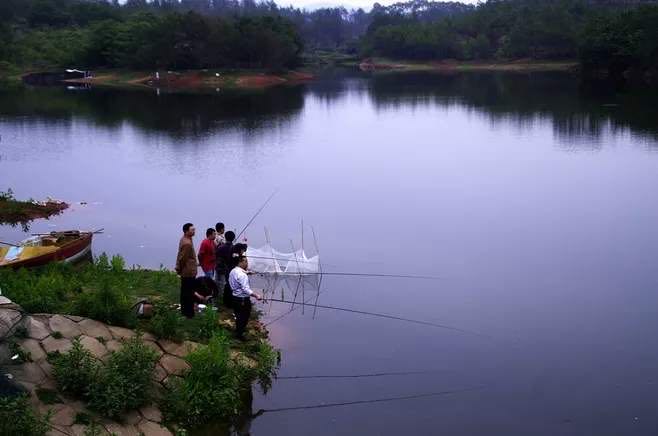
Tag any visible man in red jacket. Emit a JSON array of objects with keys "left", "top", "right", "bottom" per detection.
[{"left": 198, "top": 228, "right": 217, "bottom": 279}]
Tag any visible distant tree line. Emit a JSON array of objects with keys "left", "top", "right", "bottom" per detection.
[
  {"left": 0, "top": 0, "right": 656, "bottom": 83},
  {"left": 0, "top": 0, "right": 303, "bottom": 70}
]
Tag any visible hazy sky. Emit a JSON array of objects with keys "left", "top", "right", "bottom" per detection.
[{"left": 278, "top": 0, "right": 479, "bottom": 11}]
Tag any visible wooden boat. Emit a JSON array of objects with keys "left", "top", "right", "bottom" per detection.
[{"left": 0, "top": 230, "right": 94, "bottom": 269}]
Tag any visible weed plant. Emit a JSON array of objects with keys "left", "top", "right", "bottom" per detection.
[
  {"left": 160, "top": 331, "right": 243, "bottom": 428},
  {"left": 0, "top": 394, "right": 50, "bottom": 436},
  {"left": 88, "top": 335, "right": 159, "bottom": 419},
  {"left": 149, "top": 302, "right": 186, "bottom": 342},
  {"left": 51, "top": 338, "right": 99, "bottom": 398}
]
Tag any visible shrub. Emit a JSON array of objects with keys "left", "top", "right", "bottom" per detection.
[
  {"left": 149, "top": 302, "right": 185, "bottom": 342},
  {"left": 110, "top": 254, "right": 125, "bottom": 273},
  {"left": 253, "top": 341, "right": 280, "bottom": 393},
  {"left": 70, "top": 278, "right": 136, "bottom": 328},
  {"left": 161, "top": 332, "right": 242, "bottom": 428},
  {"left": 0, "top": 265, "right": 73, "bottom": 313},
  {"left": 51, "top": 338, "right": 99, "bottom": 398},
  {"left": 0, "top": 394, "right": 50, "bottom": 436},
  {"left": 197, "top": 306, "right": 220, "bottom": 341},
  {"left": 88, "top": 336, "right": 158, "bottom": 419}
]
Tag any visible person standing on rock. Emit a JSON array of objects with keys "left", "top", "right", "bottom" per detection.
[
  {"left": 228, "top": 255, "right": 262, "bottom": 341},
  {"left": 176, "top": 223, "right": 198, "bottom": 318}
]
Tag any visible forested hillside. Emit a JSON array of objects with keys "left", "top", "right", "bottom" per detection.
[{"left": 0, "top": 0, "right": 656, "bottom": 85}]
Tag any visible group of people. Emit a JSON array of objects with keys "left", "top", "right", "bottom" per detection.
[{"left": 175, "top": 222, "right": 263, "bottom": 341}]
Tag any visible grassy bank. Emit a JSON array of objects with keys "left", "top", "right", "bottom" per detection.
[
  {"left": 61, "top": 69, "right": 314, "bottom": 91},
  {"left": 0, "top": 189, "right": 68, "bottom": 230},
  {"left": 0, "top": 254, "right": 278, "bottom": 433}
]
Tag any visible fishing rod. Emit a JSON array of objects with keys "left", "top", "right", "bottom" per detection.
[
  {"left": 255, "top": 386, "right": 485, "bottom": 415},
  {"left": 30, "top": 228, "right": 105, "bottom": 236},
  {"left": 276, "top": 369, "right": 451, "bottom": 380},
  {"left": 264, "top": 298, "right": 490, "bottom": 339},
  {"left": 0, "top": 241, "right": 19, "bottom": 247},
  {"left": 255, "top": 269, "right": 442, "bottom": 280},
  {"left": 236, "top": 190, "right": 278, "bottom": 241}
]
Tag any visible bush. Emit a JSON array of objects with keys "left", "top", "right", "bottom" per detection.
[
  {"left": 253, "top": 341, "right": 280, "bottom": 393},
  {"left": 70, "top": 278, "right": 136, "bottom": 328},
  {"left": 0, "top": 265, "right": 75, "bottom": 313},
  {"left": 197, "top": 306, "right": 220, "bottom": 341},
  {"left": 51, "top": 338, "right": 99, "bottom": 398},
  {"left": 0, "top": 394, "right": 50, "bottom": 436},
  {"left": 88, "top": 335, "right": 158, "bottom": 419},
  {"left": 161, "top": 332, "right": 242, "bottom": 428},
  {"left": 149, "top": 302, "right": 185, "bottom": 342}
]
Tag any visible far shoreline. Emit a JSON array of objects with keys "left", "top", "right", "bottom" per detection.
[
  {"left": 11, "top": 59, "right": 580, "bottom": 93},
  {"left": 357, "top": 58, "right": 579, "bottom": 73}
]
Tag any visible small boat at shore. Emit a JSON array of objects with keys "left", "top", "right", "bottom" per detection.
[{"left": 0, "top": 230, "right": 95, "bottom": 269}]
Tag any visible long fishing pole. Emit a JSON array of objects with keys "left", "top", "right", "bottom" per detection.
[
  {"left": 255, "top": 269, "right": 442, "bottom": 280},
  {"left": 264, "top": 298, "right": 490, "bottom": 339},
  {"left": 236, "top": 190, "right": 278, "bottom": 241},
  {"left": 276, "top": 369, "right": 451, "bottom": 380},
  {"left": 255, "top": 386, "right": 484, "bottom": 414},
  {"left": 0, "top": 241, "right": 19, "bottom": 247}
]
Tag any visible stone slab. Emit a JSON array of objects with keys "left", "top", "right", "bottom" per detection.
[
  {"left": 12, "top": 362, "right": 46, "bottom": 384},
  {"left": 139, "top": 405, "right": 162, "bottom": 423},
  {"left": 42, "top": 336, "right": 73, "bottom": 354},
  {"left": 50, "top": 404, "right": 77, "bottom": 427},
  {"left": 103, "top": 422, "right": 141, "bottom": 436},
  {"left": 25, "top": 316, "right": 51, "bottom": 340},
  {"left": 159, "top": 354, "right": 190, "bottom": 376},
  {"left": 18, "top": 338, "right": 46, "bottom": 362},
  {"left": 78, "top": 319, "right": 113, "bottom": 341},
  {"left": 137, "top": 419, "right": 173, "bottom": 436},
  {"left": 109, "top": 326, "right": 135, "bottom": 340},
  {"left": 49, "top": 315, "right": 82, "bottom": 339},
  {"left": 105, "top": 339, "right": 123, "bottom": 353},
  {"left": 0, "top": 308, "right": 23, "bottom": 338},
  {"left": 79, "top": 335, "right": 107, "bottom": 359},
  {"left": 152, "top": 363, "right": 167, "bottom": 383},
  {"left": 157, "top": 340, "right": 199, "bottom": 358}
]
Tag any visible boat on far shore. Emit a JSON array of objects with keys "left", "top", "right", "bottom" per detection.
[{"left": 0, "top": 230, "right": 95, "bottom": 269}]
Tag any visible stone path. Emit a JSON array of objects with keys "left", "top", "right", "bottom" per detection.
[{"left": 2, "top": 307, "right": 201, "bottom": 436}]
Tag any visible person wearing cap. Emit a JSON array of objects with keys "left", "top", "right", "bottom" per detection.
[{"left": 228, "top": 255, "right": 262, "bottom": 341}]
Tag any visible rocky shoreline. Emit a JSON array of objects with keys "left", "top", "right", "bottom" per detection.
[{"left": 0, "top": 296, "right": 263, "bottom": 436}]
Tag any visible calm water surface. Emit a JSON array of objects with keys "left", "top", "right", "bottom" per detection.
[{"left": 2, "top": 71, "right": 658, "bottom": 435}]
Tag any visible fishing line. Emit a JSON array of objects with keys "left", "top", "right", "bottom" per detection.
[
  {"left": 276, "top": 369, "right": 451, "bottom": 380},
  {"left": 263, "top": 288, "right": 327, "bottom": 327},
  {"left": 264, "top": 298, "right": 490, "bottom": 339},
  {"left": 255, "top": 386, "right": 485, "bottom": 414}
]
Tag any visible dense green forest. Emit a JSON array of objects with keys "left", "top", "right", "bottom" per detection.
[
  {"left": 0, "top": 0, "right": 304, "bottom": 70},
  {"left": 0, "top": 0, "right": 657, "bottom": 85}
]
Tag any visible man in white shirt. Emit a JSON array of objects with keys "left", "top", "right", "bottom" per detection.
[{"left": 228, "top": 255, "right": 262, "bottom": 340}]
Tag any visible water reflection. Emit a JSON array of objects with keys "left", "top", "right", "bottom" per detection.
[
  {"left": 0, "top": 85, "right": 305, "bottom": 140},
  {"left": 1, "top": 71, "right": 657, "bottom": 148},
  {"left": 360, "top": 71, "right": 658, "bottom": 146}
]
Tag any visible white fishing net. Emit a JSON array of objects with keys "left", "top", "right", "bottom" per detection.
[{"left": 246, "top": 244, "right": 320, "bottom": 274}]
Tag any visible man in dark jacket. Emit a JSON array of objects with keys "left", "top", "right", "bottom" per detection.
[
  {"left": 215, "top": 230, "right": 235, "bottom": 307},
  {"left": 175, "top": 223, "right": 197, "bottom": 318}
]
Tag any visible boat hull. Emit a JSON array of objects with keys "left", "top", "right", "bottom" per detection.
[{"left": 1, "top": 233, "right": 93, "bottom": 269}]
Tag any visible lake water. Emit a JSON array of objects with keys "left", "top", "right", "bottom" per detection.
[{"left": 2, "top": 70, "right": 658, "bottom": 435}]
